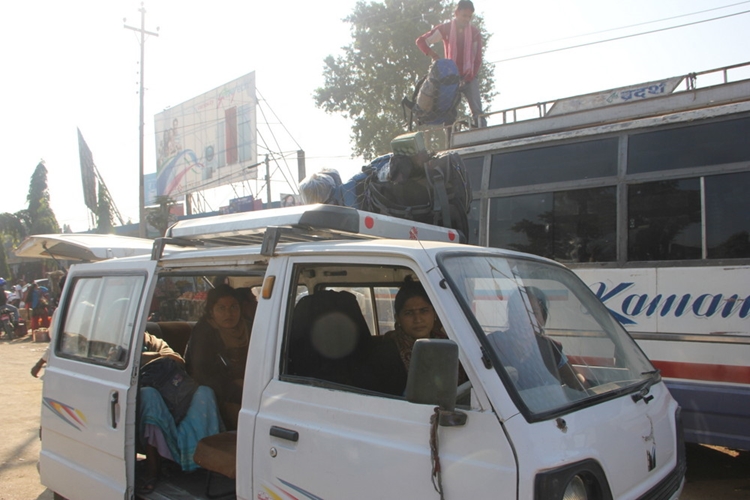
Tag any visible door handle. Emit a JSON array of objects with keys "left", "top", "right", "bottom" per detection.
[
  {"left": 110, "top": 392, "right": 119, "bottom": 429},
  {"left": 270, "top": 426, "right": 299, "bottom": 442}
]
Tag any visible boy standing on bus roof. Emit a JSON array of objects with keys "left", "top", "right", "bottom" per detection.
[{"left": 416, "top": 0, "right": 486, "bottom": 128}]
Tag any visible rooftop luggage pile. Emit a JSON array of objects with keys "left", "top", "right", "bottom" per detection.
[{"left": 300, "top": 131, "right": 472, "bottom": 242}]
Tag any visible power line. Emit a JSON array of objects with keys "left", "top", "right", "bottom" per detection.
[
  {"left": 490, "top": 8, "right": 750, "bottom": 64},
  {"left": 503, "top": 0, "right": 750, "bottom": 51}
]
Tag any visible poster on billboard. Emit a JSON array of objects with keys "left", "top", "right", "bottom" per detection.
[
  {"left": 280, "top": 193, "right": 300, "bottom": 207},
  {"left": 154, "top": 71, "right": 257, "bottom": 198}
]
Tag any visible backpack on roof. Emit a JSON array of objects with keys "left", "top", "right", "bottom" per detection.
[
  {"left": 402, "top": 58, "right": 461, "bottom": 131},
  {"left": 360, "top": 151, "right": 471, "bottom": 242}
]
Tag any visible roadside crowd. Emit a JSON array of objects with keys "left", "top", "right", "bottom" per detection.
[{"left": 0, "top": 276, "right": 55, "bottom": 336}]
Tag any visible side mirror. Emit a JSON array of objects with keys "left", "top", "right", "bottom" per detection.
[{"left": 405, "top": 339, "right": 459, "bottom": 411}]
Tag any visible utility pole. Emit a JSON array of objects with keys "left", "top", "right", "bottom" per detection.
[
  {"left": 297, "top": 150, "right": 306, "bottom": 182},
  {"left": 265, "top": 155, "right": 272, "bottom": 208},
  {"left": 124, "top": 3, "right": 158, "bottom": 237}
]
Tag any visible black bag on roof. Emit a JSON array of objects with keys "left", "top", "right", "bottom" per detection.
[{"left": 360, "top": 151, "right": 471, "bottom": 242}]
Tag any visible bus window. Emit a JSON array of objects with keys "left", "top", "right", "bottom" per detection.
[
  {"left": 628, "top": 117, "right": 750, "bottom": 174},
  {"left": 628, "top": 179, "right": 701, "bottom": 261},
  {"left": 489, "top": 138, "right": 617, "bottom": 189},
  {"left": 706, "top": 171, "right": 750, "bottom": 259},
  {"left": 489, "top": 187, "right": 616, "bottom": 263}
]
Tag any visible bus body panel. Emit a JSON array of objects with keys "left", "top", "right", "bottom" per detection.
[{"left": 573, "top": 266, "right": 750, "bottom": 449}]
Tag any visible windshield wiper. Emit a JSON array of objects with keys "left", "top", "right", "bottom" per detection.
[{"left": 631, "top": 369, "right": 661, "bottom": 404}]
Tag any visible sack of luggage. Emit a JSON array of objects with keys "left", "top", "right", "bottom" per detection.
[
  {"left": 360, "top": 151, "right": 471, "bottom": 241},
  {"left": 402, "top": 58, "right": 461, "bottom": 131},
  {"left": 300, "top": 131, "right": 472, "bottom": 241}
]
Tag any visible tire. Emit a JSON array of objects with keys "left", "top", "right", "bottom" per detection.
[{"left": 2, "top": 321, "right": 13, "bottom": 340}]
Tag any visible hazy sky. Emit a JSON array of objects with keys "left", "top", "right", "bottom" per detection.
[{"left": 2, "top": 0, "right": 749, "bottom": 232}]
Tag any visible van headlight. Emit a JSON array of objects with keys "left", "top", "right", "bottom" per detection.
[
  {"left": 535, "top": 459, "right": 612, "bottom": 500},
  {"left": 562, "top": 475, "right": 587, "bottom": 500}
]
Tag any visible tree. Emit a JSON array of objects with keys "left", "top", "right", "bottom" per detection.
[
  {"left": 314, "top": 0, "right": 496, "bottom": 160},
  {"left": 0, "top": 162, "right": 62, "bottom": 280},
  {"left": 0, "top": 236, "right": 11, "bottom": 279},
  {"left": 146, "top": 196, "right": 177, "bottom": 237},
  {"left": 0, "top": 212, "right": 28, "bottom": 279},
  {"left": 18, "top": 162, "right": 61, "bottom": 279},
  {"left": 27, "top": 161, "right": 60, "bottom": 236}
]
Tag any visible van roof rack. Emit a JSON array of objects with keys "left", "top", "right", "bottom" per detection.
[{"left": 152, "top": 204, "right": 460, "bottom": 259}]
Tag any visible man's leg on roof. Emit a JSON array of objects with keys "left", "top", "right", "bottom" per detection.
[{"left": 462, "top": 78, "right": 486, "bottom": 128}]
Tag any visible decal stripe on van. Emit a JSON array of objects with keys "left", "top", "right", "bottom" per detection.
[{"left": 42, "top": 397, "right": 87, "bottom": 431}]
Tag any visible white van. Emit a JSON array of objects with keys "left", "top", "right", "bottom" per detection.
[{"left": 27, "top": 205, "right": 685, "bottom": 499}]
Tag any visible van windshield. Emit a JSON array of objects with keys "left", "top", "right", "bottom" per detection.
[{"left": 438, "top": 253, "right": 656, "bottom": 417}]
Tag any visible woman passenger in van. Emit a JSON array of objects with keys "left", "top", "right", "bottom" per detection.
[
  {"left": 185, "top": 284, "right": 250, "bottom": 430},
  {"left": 384, "top": 279, "right": 467, "bottom": 384},
  {"left": 138, "top": 332, "right": 222, "bottom": 494}
]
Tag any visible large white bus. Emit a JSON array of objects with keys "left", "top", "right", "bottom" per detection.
[{"left": 452, "top": 61, "right": 750, "bottom": 450}]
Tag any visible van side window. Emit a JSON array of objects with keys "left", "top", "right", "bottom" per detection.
[
  {"left": 58, "top": 275, "right": 145, "bottom": 368},
  {"left": 280, "top": 264, "right": 466, "bottom": 401}
]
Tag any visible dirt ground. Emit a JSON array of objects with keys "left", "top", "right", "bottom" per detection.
[
  {"left": 1, "top": 335, "right": 748, "bottom": 500},
  {"left": 0, "top": 335, "right": 53, "bottom": 500}
]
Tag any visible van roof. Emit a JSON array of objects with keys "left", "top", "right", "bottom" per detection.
[
  {"left": 163, "top": 204, "right": 460, "bottom": 255},
  {"left": 17, "top": 206, "right": 463, "bottom": 263}
]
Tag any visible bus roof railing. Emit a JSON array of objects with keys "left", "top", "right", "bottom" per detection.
[
  {"left": 151, "top": 204, "right": 461, "bottom": 260},
  {"left": 477, "top": 61, "right": 750, "bottom": 127}
]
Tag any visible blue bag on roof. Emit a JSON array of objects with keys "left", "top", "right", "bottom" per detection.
[{"left": 401, "top": 58, "right": 461, "bottom": 131}]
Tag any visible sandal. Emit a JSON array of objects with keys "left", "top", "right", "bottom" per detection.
[{"left": 136, "top": 475, "right": 158, "bottom": 496}]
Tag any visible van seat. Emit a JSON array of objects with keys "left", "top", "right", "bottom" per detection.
[
  {"left": 145, "top": 321, "right": 195, "bottom": 356},
  {"left": 288, "top": 290, "right": 406, "bottom": 395},
  {"left": 193, "top": 431, "right": 237, "bottom": 497},
  {"left": 145, "top": 321, "right": 162, "bottom": 337},
  {"left": 288, "top": 290, "right": 372, "bottom": 386}
]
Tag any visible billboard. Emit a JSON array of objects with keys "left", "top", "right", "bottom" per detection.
[
  {"left": 77, "top": 128, "right": 98, "bottom": 212},
  {"left": 222, "top": 195, "right": 263, "bottom": 214},
  {"left": 154, "top": 72, "right": 257, "bottom": 198}
]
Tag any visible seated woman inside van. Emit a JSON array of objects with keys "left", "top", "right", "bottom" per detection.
[
  {"left": 138, "top": 332, "right": 222, "bottom": 494},
  {"left": 185, "top": 284, "right": 250, "bottom": 430},
  {"left": 384, "top": 279, "right": 467, "bottom": 384}
]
